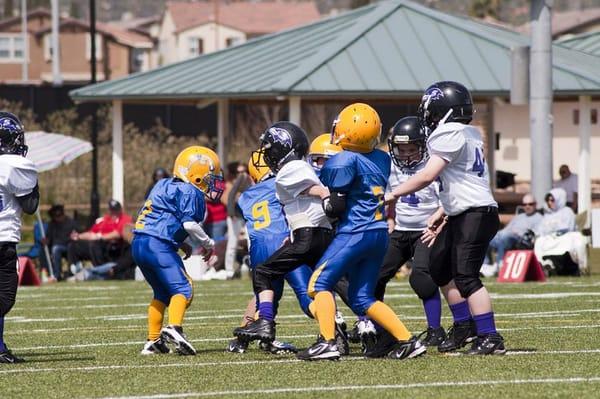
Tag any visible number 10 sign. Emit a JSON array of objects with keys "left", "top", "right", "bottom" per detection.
[{"left": 497, "top": 250, "right": 546, "bottom": 283}]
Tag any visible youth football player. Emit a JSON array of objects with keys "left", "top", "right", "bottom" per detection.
[
  {"left": 233, "top": 122, "right": 334, "bottom": 344},
  {"left": 133, "top": 146, "right": 224, "bottom": 356},
  {"left": 0, "top": 112, "right": 39, "bottom": 364},
  {"left": 386, "top": 81, "right": 505, "bottom": 355},
  {"left": 297, "top": 104, "right": 425, "bottom": 361}
]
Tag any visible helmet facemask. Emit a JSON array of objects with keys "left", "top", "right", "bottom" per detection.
[{"left": 389, "top": 137, "right": 427, "bottom": 169}]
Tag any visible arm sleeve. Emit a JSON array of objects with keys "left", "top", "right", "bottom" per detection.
[
  {"left": 16, "top": 183, "right": 39, "bottom": 215},
  {"left": 183, "top": 221, "right": 214, "bottom": 249},
  {"left": 8, "top": 160, "right": 38, "bottom": 197},
  {"left": 427, "top": 130, "right": 466, "bottom": 163},
  {"left": 277, "top": 162, "right": 322, "bottom": 198}
]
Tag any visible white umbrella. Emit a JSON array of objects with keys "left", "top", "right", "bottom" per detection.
[{"left": 25, "top": 131, "right": 94, "bottom": 280}]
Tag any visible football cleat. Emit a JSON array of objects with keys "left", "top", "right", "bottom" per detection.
[
  {"left": 226, "top": 338, "right": 249, "bottom": 354},
  {"left": 141, "top": 337, "right": 171, "bottom": 355},
  {"left": 364, "top": 328, "right": 397, "bottom": 358},
  {"left": 438, "top": 319, "right": 477, "bottom": 353},
  {"left": 417, "top": 326, "right": 447, "bottom": 347},
  {"left": 465, "top": 333, "right": 506, "bottom": 355},
  {"left": 0, "top": 348, "right": 24, "bottom": 364},
  {"left": 297, "top": 336, "right": 340, "bottom": 361},
  {"left": 161, "top": 325, "right": 196, "bottom": 356},
  {"left": 348, "top": 320, "right": 361, "bottom": 344},
  {"left": 259, "top": 340, "right": 297, "bottom": 354},
  {"left": 233, "top": 318, "right": 275, "bottom": 343},
  {"left": 358, "top": 318, "right": 378, "bottom": 354},
  {"left": 335, "top": 311, "right": 350, "bottom": 356},
  {"left": 387, "top": 336, "right": 427, "bottom": 360}
]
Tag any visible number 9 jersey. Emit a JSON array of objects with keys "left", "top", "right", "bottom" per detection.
[
  {"left": 237, "top": 176, "right": 289, "bottom": 267},
  {"left": 319, "top": 149, "right": 390, "bottom": 233},
  {"left": 427, "top": 122, "right": 497, "bottom": 216}
]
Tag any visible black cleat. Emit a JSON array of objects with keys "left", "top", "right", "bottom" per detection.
[
  {"left": 140, "top": 337, "right": 171, "bottom": 355},
  {"left": 438, "top": 319, "right": 477, "bottom": 353},
  {"left": 233, "top": 318, "right": 275, "bottom": 343},
  {"left": 161, "top": 325, "right": 196, "bottom": 355},
  {"left": 226, "top": 338, "right": 249, "bottom": 354},
  {"left": 417, "top": 326, "right": 447, "bottom": 347},
  {"left": 388, "top": 336, "right": 427, "bottom": 360},
  {"left": 259, "top": 340, "right": 297, "bottom": 354},
  {"left": 348, "top": 320, "right": 361, "bottom": 344},
  {"left": 364, "top": 328, "right": 397, "bottom": 358},
  {"left": 358, "top": 319, "right": 378, "bottom": 354},
  {"left": 297, "top": 336, "right": 340, "bottom": 361},
  {"left": 465, "top": 333, "right": 506, "bottom": 355},
  {"left": 335, "top": 312, "right": 350, "bottom": 356},
  {"left": 0, "top": 348, "right": 25, "bottom": 364}
]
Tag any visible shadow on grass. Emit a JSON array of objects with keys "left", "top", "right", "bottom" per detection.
[{"left": 15, "top": 351, "right": 96, "bottom": 364}]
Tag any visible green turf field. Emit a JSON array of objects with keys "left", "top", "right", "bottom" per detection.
[{"left": 1, "top": 276, "right": 599, "bottom": 398}]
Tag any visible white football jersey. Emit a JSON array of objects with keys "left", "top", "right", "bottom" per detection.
[
  {"left": 387, "top": 161, "right": 440, "bottom": 231},
  {"left": 0, "top": 155, "right": 38, "bottom": 242},
  {"left": 427, "top": 122, "right": 497, "bottom": 216},
  {"left": 275, "top": 159, "right": 331, "bottom": 231}
]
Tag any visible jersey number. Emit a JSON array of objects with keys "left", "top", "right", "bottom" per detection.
[
  {"left": 400, "top": 193, "right": 420, "bottom": 208},
  {"left": 252, "top": 201, "right": 271, "bottom": 230},
  {"left": 135, "top": 200, "right": 153, "bottom": 230},
  {"left": 471, "top": 147, "right": 485, "bottom": 177},
  {"left": 371, "top": 186, "right": 385, "bottom": 221}
]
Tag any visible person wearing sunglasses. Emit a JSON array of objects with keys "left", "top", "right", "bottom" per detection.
[{"left": 481, "top": 193, "right": 542, "bottom": 277}]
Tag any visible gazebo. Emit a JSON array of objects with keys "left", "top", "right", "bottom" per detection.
[{"left": 70, "top": 0, "right": 600, "bottom": 215}]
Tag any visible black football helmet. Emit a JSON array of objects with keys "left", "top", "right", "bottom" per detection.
[
  {"left": 253, "top": 121, "right": 309, "bottom": 172},
  {"left": 0, "top": 111, "right": 28, "bottom": 156},
  {"left": 417, "top": 81, "right": 473, "bottom": 132},
  {"left": 388, "top": 116, "right": 428, "bottom": 168}
]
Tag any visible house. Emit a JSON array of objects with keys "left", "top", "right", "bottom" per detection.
[
  {"left": 158, "top": 1, "right": 321, "bottom": 65},
  {"left": 517, "top": 7, "right": 600, "bottom": 40},
  {"left": 0, "top": 8, "right": 154, "bottom": 84}
]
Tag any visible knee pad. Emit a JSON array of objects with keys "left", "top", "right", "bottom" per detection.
[
  {"left": 454, "top": 275, "right": 483, "bottom": 298},
  {"left": 253, "top": 265, "right": 273, "bottom": 293},
  {"left": 409, "top": 270, "right": 438, "bottom": 300},
  {"left": 0, "top": 297, "right": 16, "bottom": 317}
]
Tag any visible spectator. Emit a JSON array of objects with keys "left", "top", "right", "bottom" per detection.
[
  {"left": 144, "top": 167, "right": 170, "bottom": 199},
  {"left": 21, "top": 221, "right": 49, "bottom": 277},
  {"left": 554, "top": 164, "right": 578, "bottom": 212},
  {"left": 43, "top": 204, "right": 77, "bottom": 281},
  {"left": 481, "top": 193, "right": 542, "bottom": 277},
  {"left": 204, "top": 200, "right": 227, "bottom": 240},
  {"left": 68, "top": 224, "right": 136, "bottom": 281},
  {"left": 67, "top": 199, "right": 132, "bottom": 272},
  {"left": 224, "top": 163, "right": 252, "bottom": 279},
  {"left": 534, "top": 188, "right": 586, "bottom": 275}
]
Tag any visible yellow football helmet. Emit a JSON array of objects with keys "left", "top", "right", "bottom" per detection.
[
  {"left": 331, "top": 103, "right": 381, "bottom": 153},
  {"left": 307, "top": 133, "right": 342, "bottom": 169},
  {"left": 173, "top": 146, "right": 224, "bottom": 201},
  {"left": 248, "top": 151, "right": 272, "bottom": 183}
]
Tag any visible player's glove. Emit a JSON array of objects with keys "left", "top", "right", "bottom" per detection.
[{"left": 322, "top": 192, "right": 346, "bottom": 218}]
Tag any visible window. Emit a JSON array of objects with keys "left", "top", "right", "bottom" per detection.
[
  {"left": 0, "top": 34, "right": 25, "bottom": 61},
  {"left": 85, "top": 34, "right": 103, "bottom": 61},
  {"left": 44, "top": 34, "right": 53, "bottom": 61},
  {"left": 188, "top": 37, "right": 203, "bottom": 56},
  {"left": 226, "top": 37, "right": 242, "bottom": 47}
]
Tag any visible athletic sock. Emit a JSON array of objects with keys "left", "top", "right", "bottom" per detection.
[
  {"left": 449, "top": 300, "right": 471, "bottom": 323},
  {"left": 167, "top": 294, "right": 188, "bottom": 327},
  {"left": 313, "top": 291, "right": 336, "bottom": 341},
  {"left": 0, "top": 316, "right": 6, "bottom": 352},
  {"left": 258, "top": 301, "right": 274, "bottom": 321},
  {"left": 423, "top": 290, "right": 442, "bottom": 329},
  {"left": 366, "top": 301, "right": 411, "bottom": 341},
  {"left": 473, "top": 312, "right": 497, "bottom": 335},
  {"left": 148, "top": 299, "right": 166, "bottom": 341}
]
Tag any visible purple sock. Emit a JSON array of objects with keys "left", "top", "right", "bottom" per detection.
[
  {"left": 473, "top": 312, "right": 497, "bottom": 335},
  {"left": 0, "top": 316, "right": 6, "bottom": 352},
  {"left": 423, "top": 291, "right": 442, "bottom": 329},
  {"left": 449, "top": 301, "right": 471, "bottom": 323},
  {"left": 258, "top": 302, "right": 274, "bottom": 321}
]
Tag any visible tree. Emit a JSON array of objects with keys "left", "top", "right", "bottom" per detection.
[
  {"left": 468, "top": 0, "right": 501, "bottom": 19},
  {"left": 3, "top": 0, "right": 14, "bottom": 18}
]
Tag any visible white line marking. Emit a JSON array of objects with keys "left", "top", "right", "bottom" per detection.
[{"left": 87, "top": 376, "right": 600, "bottom": 398}]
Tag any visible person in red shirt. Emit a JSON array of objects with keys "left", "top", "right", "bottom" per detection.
[{"left": 67, "top": 199, "right": 133, "bottom": 272}]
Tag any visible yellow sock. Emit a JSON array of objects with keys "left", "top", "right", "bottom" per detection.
[
  {"left": 366, "top": 301, "right": 411, "bottom": 341},
  {"left": 314, "top": 291, "right": 336, "bottom": 341},
  {"left": 168, "top": 294, "right": 188, "bottom": 326},
  {"left": 148, "top": 299, "right": 166, "bottom": 341}
]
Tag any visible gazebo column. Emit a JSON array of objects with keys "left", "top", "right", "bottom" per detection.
[
  {"left": 217, "top": 99, "right": 229, "bottom": 165},
  {"left": 578, "top": 95, "right": 591, "bottom": 225},
  {"left": 289, "top": 96, "right": 301, "bottom": 125},
  {"left": 112, "top": 100, "right": 124, "bottom": 205}
]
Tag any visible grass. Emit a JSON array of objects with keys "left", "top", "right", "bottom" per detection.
[{"left": 1, "top": 276, "right": 600, "bottom": 398}]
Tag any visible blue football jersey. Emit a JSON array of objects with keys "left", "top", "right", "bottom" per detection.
[
  {"left": 320, "top": 149, "right": 390, "bottom": 233},
  {"left": 133, "top": 178, "right": 206, "bottom": 246},
  {"left": 237, "top": 177, "right": 289, "bottom": 267}
]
